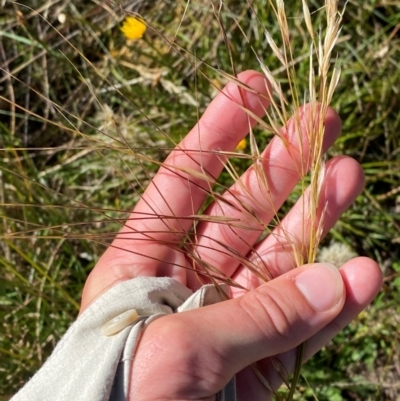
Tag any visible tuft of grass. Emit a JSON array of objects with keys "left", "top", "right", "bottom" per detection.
[{"left": 0, "top": 0, "right": 399, "bottom": 399}]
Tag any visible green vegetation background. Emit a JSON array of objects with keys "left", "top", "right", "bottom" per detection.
[{"left": 0, "top": 1, "right": 399, "bottom": 400}]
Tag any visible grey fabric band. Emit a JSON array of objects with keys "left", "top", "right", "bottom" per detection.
[{"left": 11, "top": 277, "right": 236, "bottom": 401}]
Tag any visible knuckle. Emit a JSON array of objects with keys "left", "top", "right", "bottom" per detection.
[{"left": 239, "top": 285, "right": 301, "bottom": 345}]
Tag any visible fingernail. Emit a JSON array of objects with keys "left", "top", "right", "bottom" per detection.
[
  {"left": 102, "top": 309, "right": 139, "bottom": 336},
  {"left": 244, "top": 73, "right": 270, "bottom": 110},
  {"left": 295, "top": 263, "right": 343, "bottom": 312}
]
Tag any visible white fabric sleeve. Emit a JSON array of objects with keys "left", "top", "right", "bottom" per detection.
[{"left": 11, "top": 277, "right": 236, "bottom": 401}]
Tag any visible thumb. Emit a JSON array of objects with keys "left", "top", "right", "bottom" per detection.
[
  {"left": 206, "top": 262, "right": 345, "bottom": 374},
  {"left": 130, "top": 263, "right": 345, "bottom": 399}
]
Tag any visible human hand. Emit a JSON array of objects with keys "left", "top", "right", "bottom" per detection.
[{"left": 80, "top": 70, "right": 382, "bottom": 400}]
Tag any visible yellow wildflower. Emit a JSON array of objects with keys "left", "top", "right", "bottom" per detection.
[
  {"left": 236, "top": 138, "right": 247, "bottom": 151},
  {"left": 121, "top": 17, "right": 147, "bottom": 40}
]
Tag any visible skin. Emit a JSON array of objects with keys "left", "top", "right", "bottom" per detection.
[{"left": 80, "top": 70, "right": 383, "bottom": 401}]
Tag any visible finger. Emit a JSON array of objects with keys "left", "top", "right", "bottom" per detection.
[
  {"left": 188, "top": 107, "right": 342, "bottom": 286},
  {"left": 235, "top": 257, "right": 383, "bottom": 399},
  {"left": 129, "top": 263, "right": 345, "bottom": 400},
  {"left": 232, "top": 155, "right": 365, "bottom": 294},
  {"left": 118, "top": 70, "right": 271, "bottom": 244}
]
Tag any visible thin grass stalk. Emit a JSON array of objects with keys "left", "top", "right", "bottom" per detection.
[{"left": 257, "top": 1, "right": 346, "bottom": 398}]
